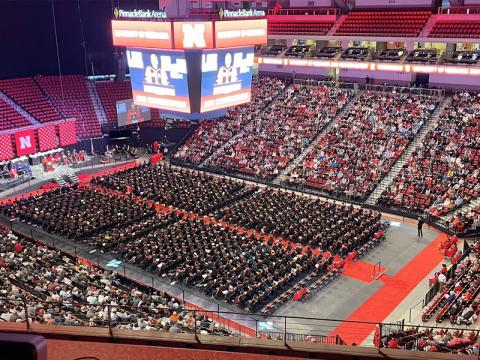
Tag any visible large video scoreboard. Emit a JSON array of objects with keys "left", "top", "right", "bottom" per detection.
[
  {"left": 127, "top": 48, "right": 190, "bottom": 112},
  {"left": 113, "top": 19, "right": 266, "bottom": 114},
  {"left": 200, "top": 47, "right": 254, "bottom": 112}
]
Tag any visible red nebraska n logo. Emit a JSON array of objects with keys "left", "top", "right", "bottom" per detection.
[
  {"left": 19, "top": 135, "right": 32, "bottom": 149},
  {"left": 182, "top": 23, "right": 206, "bottom": 48}
]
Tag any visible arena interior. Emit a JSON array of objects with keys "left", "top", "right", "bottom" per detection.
[{"left": 1, "top": 0, "right": 480, "bottom": 359}]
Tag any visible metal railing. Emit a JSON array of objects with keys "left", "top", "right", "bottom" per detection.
[
  {"left": 365, "top": 84, "right": 445, "bottom": 98},
  {"left": 267, "top": 8, "right": 338, "bottom": 16},
  {"left": 1, "top": 213, "right": 479, "bottom": 354},
  {"left": 438, "top": 6, "right": 480, "bottom": 14},
  {"left": 293, "top": 79, "right": 359, "bottom": 92},
  {"left": 2, "top": 296, "right": 479, "bottom": 355}
]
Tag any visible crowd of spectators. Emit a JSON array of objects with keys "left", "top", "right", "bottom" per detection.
[
  {"left": 0, "top": 227, "right": 231, "bottom": 335},
  {"left": 378, "top": 92, "right": 480, "bottom": 216},
  {"left": 216, "top": 188, "right": 383, "bottom": 254},
  {"left": 288, "top": 92, "right": 438, "bottom": 200},
  {"left": 422, "top": 241, "right": 480, "bottom": 326},
  {"left": 1, "top": 186, "right": 155, "bottom": 241},
  {"left": 82, "top": 215, "right": 324, "bottom": 313},
  {"left": 381, "top": 327, "right": 479, "bottom": 354},
  {"left": 449, "top": 206, "right": 480, "bottom": 234},
  {"left": 174, "top": 77, "right": 289, "bottom": 164},
  {"left": 206, "top": 84, "right": 354, "bottom": 179},
  {"left": 90, "top": 163, "right": 257, "bottom": 215}
]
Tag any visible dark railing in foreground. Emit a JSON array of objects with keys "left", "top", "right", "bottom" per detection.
[
  {"left": 1, "top": 218, "right": 479, "bottom": 356},
  {"left": 2, "top": 297, "right": 479, "bottom": 356}
]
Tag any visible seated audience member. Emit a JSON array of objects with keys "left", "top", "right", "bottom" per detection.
[
  {"left": 174, "top": 76, "right": 289, "bottom": 164},
  {"left": 289, "top": 92, "right": 437, "bottom": 200},
  {"left": 91, "top": 163, "right": 258, "bottom": 215},
  {"left": 0, "top": 226, "right": 230, "bottom": 335},
  {"left": 378, "top": 92, "right": 480, "bottom": 215},
  {"left": 216, "top": 188, "right": 384, "bottom": 252},
  {"left": 206, "top": 84, "right": 354, "bottom": 179}
]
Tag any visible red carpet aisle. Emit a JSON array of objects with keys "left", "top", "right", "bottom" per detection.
[{"left": 330, "top": 232, "right": 448, "bottom": 345}]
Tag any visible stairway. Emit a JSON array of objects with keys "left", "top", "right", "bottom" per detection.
[
  {"left": 198, "top": 84, "right": 290, "bottom": 167},
  {"left": 365, "top": 96, "right": 451, "bottom": 206},
  {"left": 0, "top": 90, "right": 40, "bottom": 125},
  {"left": 67, "top": 173, "right": 80, "bottom": 184},
  {"left": 31, "top": 77, "right": 64, "bottom": 118},
  {"left": 55, "top": 176, "right": 67, "bottom": 187},
  {"left": 327, "top": 14, "right": 347, "bottom": 36},
  {"left": 86, "top": 80, "right": 109, "bottom": 125},
  {"left": 273, "top": 93, "right": 359, "bottom": 185},
  {"left": 419, "top": 14, "right": 438, "bottom": 38}
]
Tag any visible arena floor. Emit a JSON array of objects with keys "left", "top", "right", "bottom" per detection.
[
  {"left": 266, "top": 220, "right": 445, "bottom": 345},
  {"left": 0, "top": 160, "right": 450, "bottom": 345}
]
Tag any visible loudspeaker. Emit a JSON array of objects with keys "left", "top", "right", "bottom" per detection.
[{"left": 115, "top": 52, "right": 127, "bottom": 83}]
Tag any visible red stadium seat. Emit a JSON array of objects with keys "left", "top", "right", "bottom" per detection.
[
  {"left": 0, "top": 97, "right": 33, "bottom": 131},
  {"left": 335, "top": 9, "right": 431, "bottom": 37},
  {"left": 430, "top": 20, "right": 480, "bottom": 38}
]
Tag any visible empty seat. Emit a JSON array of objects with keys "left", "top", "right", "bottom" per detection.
[
  {"left": 35, "top": 75, "right": 102, "bottom": 138},
  {"left": 429, "top": 20, "right": 480, "bottom": 38},
  {"left": 268, "top": 21, "right": 335, "bottom": 35},
  {"left": 335, "top": 10, "right": 431, "bottom": 37}
]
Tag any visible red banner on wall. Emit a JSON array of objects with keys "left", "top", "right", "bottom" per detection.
[
  {"left": 58, "top": 119, "right": 78, "bottom": 146},
  {"left": 0, "top": 134, "right": 14, "bottom": 161},
  {"left": 37, "top": 124, "right": 58, "bottom": 151},
  {"left": 14, "top": 129, "right": 36, "bottom": 156}
]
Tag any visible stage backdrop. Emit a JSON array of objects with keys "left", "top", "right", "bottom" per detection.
[{"left": 0, "top": 120, "right": 77, "bottom": 161}]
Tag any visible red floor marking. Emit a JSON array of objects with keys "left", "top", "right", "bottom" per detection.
[
  {"left": 342, "top": 260, "right": 388, "bottom": 284},
  {"left": 330, "top": 232, "right": 447, "bottom": 345}
]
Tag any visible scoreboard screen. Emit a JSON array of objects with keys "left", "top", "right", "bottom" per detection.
[
  {"left": 200, "top": 46, "right": 254, "bottom": 112},
  {"left": 116, "top": 99, "right": 151, "bottom": 127},
  {"left": 126, "top": 48, "right": 191, "bottom": 113}
]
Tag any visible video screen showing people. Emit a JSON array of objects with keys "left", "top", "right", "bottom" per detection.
[
  {"left": 200, "top": 46, "right": 254, "bottom": 112},
  {"left": 126, "top": 48, "right": 191, "bottom": 113},
  {"left": 116, "top": 99, "right": 151, "bottom": 127}
]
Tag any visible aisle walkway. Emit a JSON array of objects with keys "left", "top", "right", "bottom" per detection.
[{"left": 330, "top": 232, "right": 447, "bottom": 344}]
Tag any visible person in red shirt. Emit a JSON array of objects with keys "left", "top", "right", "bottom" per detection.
[
  {"left": 429, "top": 272, "right": 439, "bottom": 286},
  {"left": 14, "top": 242, "right": 23, "bottom": 253},
  {"left": 152, "top": 141, "right": 159, "bottom": 154},
  {"left": 388, "top": 337, "right": 399, "bottom": 349},
  {"left": 440, "top": 264, "right": 448, "bottom": 274}
]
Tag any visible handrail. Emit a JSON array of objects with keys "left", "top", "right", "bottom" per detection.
[
  {"left": 267, "top": 8, "right": 338, "bottom": 16},
  {"left": 1, "top": 217, "right": 259, "bottom": 335},
  {"left": 438, "top": 6, "right": 480, "bottom": 14},
  {"left": 365, "top": 84, "right": 445, "bottom": 98},
  {"left": 293, "top": 79, "right": 358, "bottom": 91},
  {"left": 1, "top": 295, "right": 478, "bottom": 352}
]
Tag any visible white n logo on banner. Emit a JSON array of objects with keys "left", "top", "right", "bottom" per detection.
[
  {"left": 19, "top": 136, "right": 32, "bottom": 149},
  {"left": 182, "top": 24, "right": 206, "bottom": 48}
]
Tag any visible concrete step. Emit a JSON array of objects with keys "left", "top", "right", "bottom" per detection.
[
  {"left": 199, "top": 82, "right": 290, "bottom": 167},
  {"left": 273, "top": 90, "right": 359, "bottom": 184},
  {"left": 365, "top": 96, "right": 451, "bottom": 206},
  {"left": 87, "top": 80, "right": 109, "bottom": 125}
]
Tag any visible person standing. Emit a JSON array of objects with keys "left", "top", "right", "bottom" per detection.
[{"left": 418, "top": 217, "right": 424, "bottom": 237}]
